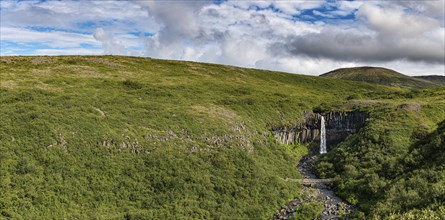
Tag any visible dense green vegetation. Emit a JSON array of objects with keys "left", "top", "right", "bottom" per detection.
[
  {"left": 0, "top": 56, "right": 444, "bottom": 218},
  {"left": 321, "top": 66, "right": 441, "bottom": 88},
  {"left": 315, "top": 88, "right": 445, "bottom": 218}
]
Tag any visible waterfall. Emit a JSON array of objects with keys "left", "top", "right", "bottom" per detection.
[{"left": 320, "top": 116, "right": 327, "bottom": 154}]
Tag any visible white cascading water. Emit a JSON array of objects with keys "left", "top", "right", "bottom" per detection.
[{"left": 320, "top": 116, "right": 327, "bottom": 154}]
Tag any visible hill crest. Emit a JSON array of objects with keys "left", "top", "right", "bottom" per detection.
[{"left": 320, "top": 66, "right": 440, "bottom": 88}]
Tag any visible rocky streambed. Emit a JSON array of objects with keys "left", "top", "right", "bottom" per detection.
[{"left": 272, "top": 155, "right": 355, "bottom": 220}]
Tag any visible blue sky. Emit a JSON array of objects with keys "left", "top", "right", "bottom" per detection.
[{"left": 0, "top": 0, "right": 444, "bottom": 75}]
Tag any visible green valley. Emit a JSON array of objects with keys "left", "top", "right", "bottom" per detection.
[{"left": 0, "top": 56, "right": 444, "bottom": 219}]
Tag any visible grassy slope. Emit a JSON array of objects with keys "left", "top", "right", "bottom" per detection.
[
  {"left": 414, "top": 75, "right": 445, "bottom": 86},
  {"left": 315, "top": 87, "right": 445, "bottom": 218},
  {"left": 383, "top": 119, "right": 445, "bottom": 219},
  {"left": 320, "top": 66, "right": 438, "bottom": 88},
  {"left": 0, "top": 56, "right": 444, "bottom": 218},
  {"left": 0, "top": 56, "right": 382, "bottom": 219}
]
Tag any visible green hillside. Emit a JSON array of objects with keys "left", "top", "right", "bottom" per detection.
[
  {"left": 315, "top": 87, "right": 445, "bottom": 218},
  {"left": 1, "top": 56, "right": 444, "bottom": 219},
  {"left": 414, "top": 75, "right": 445, "bottom": 86},
  {"left": 320, "top": 66, "right": 440, "bottom": 88}
]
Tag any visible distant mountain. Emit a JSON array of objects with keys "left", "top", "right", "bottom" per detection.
[
  {"left": 320, "top": 66, "right": 441, "bottom": 88},
  {"left": 414, "top": 75, "right": 445, "bottom": 86}
]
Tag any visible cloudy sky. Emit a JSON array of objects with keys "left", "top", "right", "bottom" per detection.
[{"left": 1, "top": 0, "right": 444, "bottom": 76}]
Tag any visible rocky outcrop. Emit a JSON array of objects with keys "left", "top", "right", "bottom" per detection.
[
  {"left": 272, "top": 156, "right": 355, "bottom": 220},
  {"left": 272, "top": 111, "right": 368, "bottom": 147}
]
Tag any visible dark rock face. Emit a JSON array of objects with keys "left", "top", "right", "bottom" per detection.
[{"left": 272, "top": 111, "right": 368, "bottom": 147}]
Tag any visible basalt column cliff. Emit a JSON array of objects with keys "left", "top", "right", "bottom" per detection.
[{"left": 273, "top": 111, "right": 368, "bottom": 147}]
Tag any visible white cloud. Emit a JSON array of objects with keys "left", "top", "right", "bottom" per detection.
[
  {"left": 130, "top": 1, "right": 444, "bottom": 75},
  {"left": 0, "top": 27, "right": 99, "bottom": 48},
  {"left": 0, "top": 1, "right": 15, "bottom": 9},
  {"left": 34, "top": 48, "right": 102, "bottom": 56},
  {"left": 0, "top": 0, "right": 444, "bottom": 76},
  {"left": 1, "top": 0, "right": 155, "bottom": 33},
  {"left": 334, "top": 1, "right": 364, "bottom": 16},
  {"left": 313, "top": 10, "right": 335, "bottom": 18},
  {"left": 93, "top": 28, "right": 126, "bottom": 55},
  {"left": 357, "top": 3, "right": 440, "bottom": 38},
  {"left": 225, "top": 0, "right": 325, "bottom": 15},
  {"left": 392, "top": 0, "right": 445, "bottom": 19},
  {"left": 272, "top": 26, "right": 444, "bottom": 64}
]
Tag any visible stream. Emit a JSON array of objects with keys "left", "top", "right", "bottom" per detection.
[{"left": 272, "top": 155, "right": 355, "bottom": 220}]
